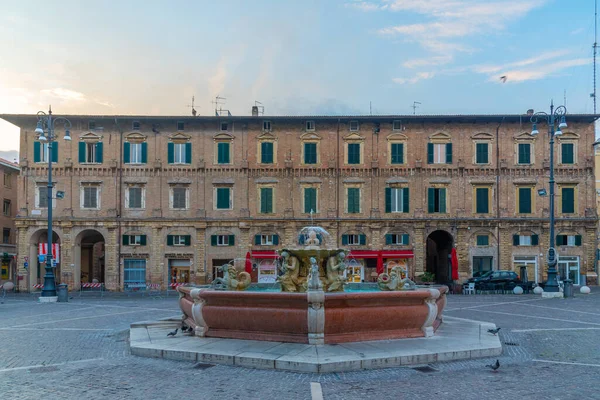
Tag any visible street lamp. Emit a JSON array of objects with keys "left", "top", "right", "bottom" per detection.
[
  {"left": 35, "top": 106, "right": 71, "bottom": 299},
  {"left": 530, "top": 101, "right": 567, "bottom": 295}
]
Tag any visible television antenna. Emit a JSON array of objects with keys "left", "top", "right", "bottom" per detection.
[
  {"left": 212, "top": 96, "right": 231, "bottom": 116},
  {"left": 593, "top": 0, "right": 598, "bottom": 114},
  {"left": 187, "top": 96, "right": 198, "bottom": 116},
  {"left": 254, "top": 100, "right": 264, "bottom": 115},
  {"left": 412, "top": 101, "right": 421, "bottom": 115}
]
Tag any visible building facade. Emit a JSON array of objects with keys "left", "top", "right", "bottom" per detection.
[
  {"left": 0, "top": 158, "right": 19, "bottom": 284},
  {"left": 2, "top": 112, "right": 598, "bottom": 291}
]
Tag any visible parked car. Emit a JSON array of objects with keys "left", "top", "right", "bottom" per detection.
[{"left": 467, "top": 270, "right": 520, "bottom": 288}]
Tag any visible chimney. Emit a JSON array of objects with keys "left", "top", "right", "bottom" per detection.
[
  {"left": 251, "top": 106, "right": 259, "bottom": 116},
  {"left": 526, "top": 109, "right": 534, "bottom": 116}
]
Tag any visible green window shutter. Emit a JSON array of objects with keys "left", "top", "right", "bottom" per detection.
[
  {"left": 445, "top": 143, "right": 452, "bottom": 164},
  {"left": 123, "top": 142, "right": 130, "bottom": 163},
  {"left": 562, "top": 143, "right": 574, "bottom": 164},
  {"left": 385, "top": 187, "right": 392, "bottom": 213},
  {"left": 348, "top": 188, "right": 360, "bottom": 213},
  {"left": 427, "top": 143, "right": 434, "bottom": 164},
  {"left": 184, "top": 235, "right": 191, "bottom": 246},
  {"left": 562, "top": 188, "right": 575, "bottom": 213},
  {"left": 476, "top": 143, "right": 488, "bottom": 164},
  {"left": 79, "top": 142, "right": 86, "bottom": 163},
  {"left": 34, "top": 142, "right": 41, "bottom": 163},
  {"left": 476, "top": 235, "right": 489, "bottom": 246},
  {"left": 391, "top": 143, "right": 404, "bottom": 164},
  {"left": 385, "top": 234, "right": 392, "bottom": 245},
  {"left": 167, "top": 235, "right": 174, "bottom": 246},
  {"left": 216, "top": 188, "right": 230, "bottom": 209},
  {"left": 427, "top": 188, "right": 435, "bottom": 213},
  {"left": 519, "top": 188, "right": 532, "bottom": 213},
  {"left": 228, "top": 235, "right": 235, "bottom": 246},
  {"left": 304, "top": 143, "right": 316, "bottom": 164},
  {"left": 273, "top": 235, "right": 279, "bottom": 245},
  {"left": 531, "top": 234, "right": 538, "bottom": 246},
  {"left": 476, "top": 188, "right": 489, "bottom": 213},
  {"left": 556, "top": 235, "right": 565, "bottom": 246},
  {"left": 402, "top": 234, "right": 409, "bottom": 245},
  {"left": 261, "top": 142, "right": 273, "bottom": 164},
  {"left": 167, "top": 142, "right": 174, "bottom": 164},
  {"left": 304, "top": 188, "right": 316, "bottom": 213},
  {"left": 575, "top": 235, "right": 582, "bottom": 246},
  {"left": 211, "top": 235, "right": 217, "bottom": 246},
  {"left": 402, "top": 188, "right": 409, "bottom": 213},
  {"left": 254, "top": 235, "right": 261, "bottom": 245},
  {"left": 140, "top": 235, "right": 147, "bottom": 246},
  {"left": 260, "top": 188, "right": 273, "bottom": 213},
  {"left": 348, "top": 143, "right": 360, "bottom": 164},
  {"left": 518, "top": 144, "right": 530, "bottom": 164},
  {"left": 51, "top": 142, "right": 58, "bottom": 162},
  {"left": 359, "top": 234, "right": 366, "bottom": 245},
  {"left": 96, "top": 142, "right": 103, "bottom": 163},
  {"left": 342, "top": 235, "right": 348, "bottom": 245},
  {"left": 218, "top": 142, "right": 230, "bottom": 164},
  {"left": 439, "top": 188, "right": 446, "bottom": 213},
  {"left": 122, "top": 235, "right": 129, "bottom": 246},
  {"left": 185, "top": 143, "right": 192, "bottom": 164},
  {"left": 513, "top": 235, "right": 519, "bottom": 246},
  {"left": 141, "top": 142, "right": 148, "bottom": 163}
]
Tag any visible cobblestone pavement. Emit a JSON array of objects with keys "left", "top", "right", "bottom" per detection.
[{"left": 1, "top": 289, "right": 599, "bottom": 399}]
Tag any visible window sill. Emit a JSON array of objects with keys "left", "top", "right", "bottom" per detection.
[
  {"left": 81, "top": 208, "right": 100, "bottom": 210},
  {"left": 170, "top": 208, "right": 190, "bottom": 211},
  {"left": 125, "top": 163, "right": 145, "bottom": 165},
  {"left": 169, "top": 163, "right": 192, "bottom": 166},
  {"left": 81, "top": 162, "right": 101, "bottom": 165}
]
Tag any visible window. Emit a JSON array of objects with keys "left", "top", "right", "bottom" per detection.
[
  {"left": 215, "top": 187, "right": 232, "bottom": 210},
  {"left": 260, "top": 142, "right": 274, "bottom": 164},
  {"left": 392, "top": 120, "right": 402, "bottom": 131},
  {"left": 561, "top": 143, "right": 574, "bottom": 164},
  {"left": 347, "top": 143, "right": 361, "bottom": 164},
  {"left": 385, "top": 187, "right": 409, "bottom": 213},
  {"left": 556, "top": 234, "right": 582, "bottom": 246},
  {"left": 518, "top": 143, "right": 531, "bottom": 164},
  {"left": 220, "top": 122, "right": 228, "bottom": 131},
  {"left": 427, "top": 143, "right": 452, "bottom": 164},
  {"left": 513, "top": 234, "right": 538, "bottom": 246},
  {"left": 168, "top": 142, "right": 191, "bottom": 164},
  {"left": 259, "top": 187, "right": 273, "bottom": 214},
  {"left": 37, "top": 186, "right": 48, "bottom": 208},
  {"left": 342, "top": 234, "right": 366, "bottom": 245},
  {"left": 427, "top": 188, "right": 447, "bottom": 213},
  {"left": 306, "top": 121, "right": 315, "bottom": 131},
  {"left": 88, "top": 121, "right": 96, "bottom": 130},
  {"left": 3, "top": 199, "right": 10, "bottom": 216},
  {"left": 2, "top": 228, "right": 9, "bottom": 244},
  {"left": 390, "top": 143, "right": 404, "bottom": 164},
  {"left": 167, "top": 235, "right": 191, "bottom": 246},
  {"left": 303, "top": 187, "right": 317, "bottom": 213},
  {"left": 177, "top": 121, "right": 185, "bottom": 131},
  {"left": 561, "top": 187, "right": 575, "bottom": 214},
  {"left": 123, "top": 235, "right": 147, "bottom": 246},
  {"left": 517, "top": 187, "right": 532, "bottom": 214},
  {"left": 476, "top": 235, "right": 489, "bottom": 246},
  {"left": 349, "top": 121, "right": 359, "bottom": 132},
  {"left": 79, "top": 142, "right": 103, "bottom": 164},
  {"left": 81, "top": 186, "right": 99, "bottom": 209},
  {"left": 303, "top": 143, "right": 317, "bottom": 164},
  {"left": 475, "top": 143, "right": 489, "bottom": 164},
  {"left": 211, "top": 234, "right": 235, "bottom": 246},
  {"left": 385, "top": 233, "right": 409, "bottom": 245},
  {"left": 127, "top": 187, "right": 144, "bottom": 209},
  {"left": 124, "top": 259, "right": 146, "bottom": 285},
  {"left": 124, "top": 142, "right": 147, "bottom": 164},
  {"left": 347, "top": 187, "right": 361, "bottom": 213},
  {"left": 475, "top": 187, "right": 490, "bottom": 214},
  {"left": 132, "top": 121, "right": 141, "bottom": 130},
  {"left": 255, "top": 234, "right": 279, "bottom": 246},
  {"left": 217, "top": 142, "right": 230, "bottom": 164},
  {"left": 34, "top": 142, "right": 58, "bottom": 163},
  {"left": 263, "top": 121, "right": 271, "bottom": 131},
  {"left": 171, "top": 187, "right": 188, "bottom": 209},
  {"left": 4, "top": 173, "right": 11, "bottom": 188}
]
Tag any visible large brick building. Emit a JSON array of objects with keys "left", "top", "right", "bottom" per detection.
[
  {"left": 0, "top": 158, "right": 19, "bottom": 284},
  {"left": 1, "top": 111, "right": 598, "bottom": 291}
]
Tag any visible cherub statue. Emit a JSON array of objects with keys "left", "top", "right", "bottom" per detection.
[
  {"left": 277, "top": 251, "right": 300, "bottom": 292},
  {"left": 305, "top": 230, "right": 320, "bottom": 246},
  {"left": 326, "top": 252, "right": 347, "bottom": 292}
]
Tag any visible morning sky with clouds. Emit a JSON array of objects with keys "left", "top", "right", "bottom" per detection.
[{"left": 0, "top": 0, "right": 597, "bottom": 152}]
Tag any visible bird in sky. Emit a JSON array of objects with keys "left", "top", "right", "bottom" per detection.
[
  {"left": 488, "top": 327, "right": 501, "bottom": 335},
  {"left": 500, "top": 76, "right": 507, "bottom": 83},
  {"left": 167, "top": 328, "right": 178, "bottom": 337},
  {"left": 486, "top": 359, "right": 500, "bottom": 371}
]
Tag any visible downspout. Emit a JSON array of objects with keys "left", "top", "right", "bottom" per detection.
[
  {"left": 496, "top": 117, "right": 505, "bottom": 271},
  {"left": 336, "top": 118, "right": 340, "bottom": 247},
  {"left": 115, "top": 118, "right": 123, "bottom": 290}
]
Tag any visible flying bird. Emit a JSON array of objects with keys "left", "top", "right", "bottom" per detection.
[
  {"left": 167, "top": 328, "right": 178, "bottom": 337},
  {"left": 499, "top": 76, "right": 507, "bottom": 83},
  {"left": 488, "top": 327, "right": 501, "bottom": 335},
  {"left": 486, "top": 359, "right": 500, "bottom": 371}
]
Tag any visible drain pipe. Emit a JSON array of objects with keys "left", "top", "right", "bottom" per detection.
[
  {"left": 336, "top": 118, "right": 341, "bottom": 247},
  {"left": 496, "top": 117, "right": 505, "bottom": 271},
  {"left": 115, "top": 118, "right": 123, "bottom": 290}
]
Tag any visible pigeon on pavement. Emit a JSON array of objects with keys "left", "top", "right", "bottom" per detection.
[
  {"left": 487, "top": 327, "right": 501, "bottom": 335},
  {"left": 486, "top": 359, "right": 500, "bottom": 371},
  {"left": 167, "top": 328, "right": 178, "bottom": 337}
]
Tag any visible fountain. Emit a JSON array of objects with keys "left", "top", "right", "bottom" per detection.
[{"left": 178, "top": 227, "right": 448, "bottom": 344}]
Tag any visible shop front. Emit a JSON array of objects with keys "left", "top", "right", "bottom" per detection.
[
  {"left": 348, "top": 250, "right": 414, "bottom": 283},
  {"left": 251, "top": 250, "right": 280, "bottom": 283}
]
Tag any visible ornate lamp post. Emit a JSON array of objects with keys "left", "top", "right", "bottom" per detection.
[
  {"left": 35, "top": 106, "right": 71, "bottom": 299},
  {"left": 530, "top": 101, "right": 567, "bottom": 295}
]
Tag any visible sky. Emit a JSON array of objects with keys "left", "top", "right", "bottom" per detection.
[{"left": 0, "top": 0, "right": 598, "bottom": 152}]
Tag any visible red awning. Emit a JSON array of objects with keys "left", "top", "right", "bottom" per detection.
[
  {"left": 348, "top": 250, "right": 380, "bottom": 258},
  {"left": 380, "top": 250, "right": 414, "bottom": 259},
  {"left": 251, "top": 250, "right": 279, "bottom": 259}
]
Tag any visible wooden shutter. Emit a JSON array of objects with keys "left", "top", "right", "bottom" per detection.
[
  {"left": 348, "top": 188, "right": 360, "bottom": 213},
  {"left": 78, "top": 142, "right": 86, "bottom": 163},
  {"left": 427, "top": 143, "right": 434, "bottom": 164},
  {"left": 519, "top": 188, "right": 531, "bottom": 213},
  {"left": 476, "top": 188, "right": 489, "bottom": 213},
  {"left": 391, "top": 143, "right": 403, "bottom": 164},
  {"left": 402, "top": 188, "right": 409, "bottom": 213},
  {"left": 359, "top": 234, "right": 366, "bottom": 245},
  {"left": 348, "top": 143, "right": 360, "bottom": 164},
  {"left": 518, "top": 144, "right": 530, "bottom": 164},
  {"left": 304, "top": 188, "right": 316, "bottom": 213},
  {"left": 561, "top": 143, "right": 574, "bottom": 164},
  {"left": 218, "top": 142, "right": 229, "bottom": 164},
  {"left": 185, "top": 143, "right": 192, "bottom": 164},
  {"left": 167, "top": 235, "right": 174, "bottom": 246},
  {"left": 556, "top": 235, "right": 565, "bottom": 246},
  {"left": 168, "top": 142, "right": 174, "bottom": 164},
  {"left": 385, "top": 187, "right": 392, "bottom": 213},
  {"left": 385, "top": 234, "right": 392, "bottom": 245},
  {"left": 211, "top": 235, "right": 217, "bottom": 246},
  {"left": 228, "top": 235, "right": 235, "bottom": 246},
  {"left": 254, "top": 235, "right": 261, "bottom": 245},
  {"left": 51, "top": 142, "right": 58, "bottom": 162},
  {"left": 575, "top": 235, "right": 582, "bottom": 246},
  {"left": 341, "top": 235, "right": 348, "bottom": 245},
  {"left": 273, "top": 235, "right": 279, "bottom": 245},
  {"left": 217, "top": 188, "right": 230, "bottom": 209},
  {"left": 427, "top": 188, "right": 435, "bottom": 213},
  {"left": 34, "top": 142, "right": 41, "bottom": 163},
  {"left": 96, "top": 142, "right": 103, "bottom": 163},
  {"left": 402, "top": 234, "right": 409, "bottom": 245},
  {"left": 123, "top": 142, "right": 130, "bottom": 163},
  {"left": 513, "top": 235, "right": 519, "bottom": 246},
  {"left": 184, "top": 235, "right": 191, "bottom": 246},
  {"left": 439, "top": 188, "right": 446, "bottom": 213},
  {"left": 561, "top": 188, "right": 575, "bottom": 213},
  {"left": 122, "top": 235, "right": 130, "bottom": 245},
  {"left": 531, "top": 235, "right": 538, "bottom": 246},
  {"left": 141, "top": 142, "right": 148, "bottom": 163},
  {"left": 445, "top": 143, "right": 452, "bottom": 163},
  {"left": 261, "top": 142, "right": 273, "bottom": 163}
]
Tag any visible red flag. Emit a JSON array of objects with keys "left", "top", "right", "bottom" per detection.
[
  {"left": 245, "top": 251, "right": 252, "bottom": 274},
  {"left": 451, "top": 248, "right": 459, "bottom": 280}
]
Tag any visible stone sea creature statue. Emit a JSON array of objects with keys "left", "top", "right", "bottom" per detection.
[
  {"left": 377, "top": 266, "right": 415, "bottom": 291},
  {"left": 278, "top": 251, "right": 301, "bottom": 292},
  {"left": 212, "top": 263, "right": 251, "bottom": 291},
  {"left": 326, "top": 252, "right": 347, "bottom": 292},
  {"left": 307, "top": 258, "right": 323, "bottom": 291}
]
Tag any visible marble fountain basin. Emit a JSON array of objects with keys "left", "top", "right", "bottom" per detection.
[{"left": 178, "top": 285, "right": 448, "bottom": 345}]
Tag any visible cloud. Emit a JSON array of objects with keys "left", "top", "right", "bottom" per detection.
[
  {"left": 393, "top": 72, "right": 435, "bottom": 84},
  {"left": 402, "top": 55, "right": 453, "bottom": 68},
  {"left": 208, "top": 61, "right": 227, "bottom": 99},
  {"left": 345, "top": 1, "right": 385, "bottom": 11},
  {"left": 40, "top": 88, "right": 87, "bottom": 102}
]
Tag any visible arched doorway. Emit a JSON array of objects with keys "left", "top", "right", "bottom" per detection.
[
  {"left": 426, "top": 230, "right": 453, "bottom": 284},
  {"left": 28, "top": 230, "right": 61, "bottom": 288},
  {"left": 74, "top": 230, "right": 106, "bottom": 287}
]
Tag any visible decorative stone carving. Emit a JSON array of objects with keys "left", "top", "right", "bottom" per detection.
[
  {"left": 278, "top": 251, "right": 301, "bottom": 292},
  {"left": 212, "top": 263, "right": 251, "bottom": 291},
  {"left": 326, "top": 252, "right": 347, "bottom": 292},
  {"left": 421, "top": 288, "right": 440, "bottom": 337},
  {"left": 377, "top": 266, "right": 416, "bottom": 291}
]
